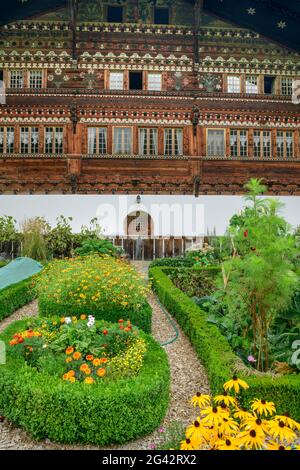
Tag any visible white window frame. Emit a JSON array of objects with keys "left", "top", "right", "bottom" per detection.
[
  {"left": 113, "top": 127, "right": 132, "bottom": 154},
  {"left": 147, "top": 73, "right": 162, "bottom": 91},
  {"left": 109, "top": 72, "right": 124, "bottom": 90},
  {"left": 227, "top": 75, "right": 241, "bottom": 93}
]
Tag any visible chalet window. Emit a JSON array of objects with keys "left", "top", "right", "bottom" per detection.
[
  {"left": 113, "top": 127, "right": 132, "bottom": 154},
  {"left": 164, "top": 129, "right": 183, "bottom": 156},
  {"left": 276, "top": 131, "right": 293, "bottom": 158},
  {"left": 230, "top": 130, "right": 248, "bottom": 157},
  {"left": 253, "top": 131, "right": 271, "bottom": 158},
  {"left": 109, "top": 72, "right": 124, "bottom": 90},
  {"left": 10, "top": 70, "right": 24, "bottom": 88},
  {"left": 207, "top": 129, "right": 225, "bottom": 156},
  {"left": 245, "top": 76, "right": 258, "bottom": 94},
  {"left": 20, "top": 127, "right": 39, "bottom": 154},
  {"left": 88, "top": 127, "right": 107, "bottom": 154},
  {"left": 227, "top": 76, "right": 241, "bottom": 93},
  {"left": 154, "top": 7, "right": 170, "bottom": 25},
  {"left": 29, "top": 71, "right": 43, "bottom": 89},
  {"left": 139, "top": 128, "right": 158, "bottom": 155},
  {"left": 281, "top": 77, "right": 293, "bottom": 96},
  {"left": 107, "top": 5, "right": 123, "bottom": 23},
  {"left": 45, "top": 127, "right": 63, "bottom": 154},
  {"left": 264, "top": 76, "right": 276, "bottom": 94},
  {"left": 148, "top": 73, "right": 162, "bottom": 91},
  {"left": 0, "top": 126, "right": 14, "bottom": 153},
  {"left": 129, "top": 71, "right": 143, "bottom": 90}
]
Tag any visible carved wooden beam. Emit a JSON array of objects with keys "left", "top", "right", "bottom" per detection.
[
  {"left": 194, "top": 0, "right": 203, "bottom": 64},
  {"left": 69, "top": 0, "right": 78, "bottom": 61}
]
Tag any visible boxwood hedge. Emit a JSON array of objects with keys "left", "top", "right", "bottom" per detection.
[
  {"left": 150, "top": 266, "right": 300, "bottom": 421},
  {"left": 0, "top": 318, "right": 170, "bottom": 445},
  {"left": 0, "top": 277, "right": 36, "bottom": 322}
]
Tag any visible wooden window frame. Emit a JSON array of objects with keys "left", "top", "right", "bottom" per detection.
[
  {"left": 206, "top": 128, "right": 226, "bottom": 156},
  {"left": 0, "top": 126, "right": 15, "bottom": 153},
  {"left": 276, "top": 130, "right": 294, "bottom": 159},
  {"left": 44, "top": 126, "right": 64, "bottom": 154},
  {"left": 113, "top": 126, "right": 133, "bottom": 155},
  {"left": 230, "top": 129, "right": 248, "bottom": 157},
  {"left": 253, "top": 130, "right": 272, "bottom": 158},
  {"left": 20, "top": 126, "right": 39, "bottom": 154},
  {"left": 87, "top": 127, "right": 107, "bottom": 155},
  {"left": 139, "top": 128, "right": 158, "bottom": 155},
  {"left": 164, "top": 128, "right": 183, "bottom": 156}
]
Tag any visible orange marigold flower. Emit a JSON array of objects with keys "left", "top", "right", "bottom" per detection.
[
  {"left": 66, "top": 357, "right": 72, "bottom": 363},
  {"left": 100, "top": 358, "right": 108, "bottom": 364},
  {"left": 67, "top": 370, "right": 75, "bottom": 378},
  {"left": 66, "top": 347, "right": 74, "bottom": 355},
  {"left": 124, "top": 327, "right": 131, "bottom": 332},
  {"left": 80, "top": 314, "right": 87, "bottom": 320},
  {"left": 80, "top": 364, "right": 89, "bottom": 372},
  {"left": 93, "top": 358, "right": 101, "bottom": 367},
  {"left": 63, "top": 373, "right": 69, "bottom": 380},
  {"left": 83, "top": 367, "right": 91, "bottom": 375},
  {"left": 60, "top": 317, "right": 65, "bottom": 324},
  {"left": 97, "top": 368, "right": 106, "bottom": 377},
  {"left": 84, "top": 377, "right": 94, "bottom": 385},
  {"left": 86, "top": 354, "right": 94, "bottom": 361},
  {"left": 73, "top": 352, "right": 82, "bottom": 360}
]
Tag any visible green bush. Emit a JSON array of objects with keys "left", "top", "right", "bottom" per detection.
[
  {"left": 149, "top": 257, "right": 194, "bottom": 269},
  {"left": 0, "top": 318, "right": 170, "bottom": 445},
  {"left": 150, "top": 266, "right": 300, "bottom": 421},
  {"left": 37, "top": 255, "right": 152, "bottom": 333},
  {"left": 0, "top": 261, "right": 8, "bottom": 269},
  {"left": 74, "top": 238, "right": 123, "bottom": 257},
  {"left": 0, "top": 277, "right": 37, "bottom": 321}
]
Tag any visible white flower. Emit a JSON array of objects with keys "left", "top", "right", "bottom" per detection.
[
  {"left": 42, "top": 344, "right": 48, "bottom": 349},
  {"left": 65, "top": 317, "right": 72, "bottom": 324},
  {"left": 87, "top": 315, "right": 95, "bottom": 328}
]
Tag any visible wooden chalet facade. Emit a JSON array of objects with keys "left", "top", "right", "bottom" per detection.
[{"left": 0, "top": 0, "right": 299, "bottom": 197}]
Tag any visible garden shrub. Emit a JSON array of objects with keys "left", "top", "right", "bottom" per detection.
[
  {"left": 37, "top": 255, "right": 152, "bottom": 333},
  {"left": 0, "top": 318, "right": 170, "bottom": 445},
  {"left": 149, "top": 257, "right": 194, "bottom": 269},
  {"left": 150, "top": 266, "right": 300, "bottom": 421},
  {"left": 0, "top": 277, "right": 36, "bottom": 321}
]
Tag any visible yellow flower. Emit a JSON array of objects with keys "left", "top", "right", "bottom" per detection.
[
  {"left": 84, "top": 377, "right": 94, "bottom": 385},
  {"left": 223, "top": 377, "right": 249, "bottom": 394},
  {"left": 233, "top": 409, "right": 253, "bottom": 421},
  {"left": 191, "top": 393, "right": 211, "bottom": 409},
  {"left": 214, "top": 393, "right": 237, "bottom": 407},
  {"left": 273, "top": 415, "right": 300, "bottom": 431},
  {"left": 251, "top": 399, "right": 276, "bottom": 417},
  {"left": 215, "top": 438, "right": 240, "bottom": 451},
  {"left": 218, "top": 416, "right": 239, "bottom": 435},
  {"left": 267, "top": 419, "right": 297, "bottom": 443},
  {"left": 66, "top": 357, "right": 72, "bottom": 363},
  {"left": 240, "top": 415, "right": 269, "bottom": 435},
  {"left": 266, "top": 441, "right": 291, "bottom": 451},
  {"left": 80, "top": 314, "right": 87, "bottom": 320},
  {"left": 180, "top": 438, "right": 196, "bottom": 451},
  {"left": 65, "top": 347, "right": 74, "bottom": 355},
  {"left": 237, "top": 428, "right": 265, "bottom": 450},
  {"left": 93, "top": 358, "right": 101, "bottom": 367},
  {"left": 60, "top": 317, "right": 65, "bottom": 324},
  {"left": 73, "top": 351, "right": 82, "bottom": 360},
  {"left": 69, "top": 376, "right": 76, "bottom": 383},
  {"left": 200, "top": 406, "right": 229, "bottom": 427},
  {"left": 97, "top": 368, "right": 106, "bottom": 377}
]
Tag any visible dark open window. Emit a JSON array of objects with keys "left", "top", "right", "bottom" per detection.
[
  {"left": 0, "top": 71, "right": 3, "bottom": 82},
  {"left": 107, "top": 5, "right": 123, "bottom": 23},
  {"left": 154, "top": 7, "right": 170, "bottom": 25},
  {"left": 264, "top": 76, "right": 276, "bottom": 94},
  {"left": 129, "top": 71, "right": 143, "bottom": 90}
]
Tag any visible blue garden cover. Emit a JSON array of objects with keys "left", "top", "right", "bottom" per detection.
[{"left": 0, "top": 257, "right": 43, "bottom": 290}]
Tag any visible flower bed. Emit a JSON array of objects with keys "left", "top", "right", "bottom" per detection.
[
  {"left": 37, "top": 255, "right": 152, "bottom": 333},
  {"left": 0, "top": 276, "right": 37, "bottom": 322},
  {"left": 0, "top": 316, "right": 170, "bottom": 445},
  {"left": 150, "top": 266, "right": 300, "bottom": 421}
]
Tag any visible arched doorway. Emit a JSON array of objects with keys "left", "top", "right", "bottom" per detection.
[{"left": 125, "top": 211, "right": 154, "bottom": 260}]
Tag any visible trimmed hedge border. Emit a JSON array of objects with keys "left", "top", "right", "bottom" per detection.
[
  {"left": 39, "top": 298, "right": 152, "bottom": 334},
  {"left": 150, "top": 266, "right": 300, "bottom": 421},
  {"left": 0, "top": 277, "right": 37, "bottom": 322},
  {"left": 149, "top": 257, "right": 194, "bottom": 269},
  {"left": 0, "top": 318, "right": 170, "bottom": 445}
]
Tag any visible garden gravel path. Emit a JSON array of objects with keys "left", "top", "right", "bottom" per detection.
[{"left": 0, "top": 263, "right": 210, "bottom": 450}]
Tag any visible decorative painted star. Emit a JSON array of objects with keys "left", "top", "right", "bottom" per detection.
[
  {"left": 247, "top": 8, "right": 256, "bottom": 15},
  {"left": 277, "top": 21, "right": 287, "bottom": 29}
]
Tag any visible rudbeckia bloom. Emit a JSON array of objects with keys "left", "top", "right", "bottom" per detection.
[
  {"left": 214, "top": 393, "right": 237, "bottom": 407},
  {"left": 251, "top": 399, "right": 276, "bottom": 417},
  {"left": 223, "top": 377, "right": 249, "bottom": 394},
  {"left": 186, "top": 420, "right": 211, "bottom": 444},
  {"left": 200, "top": 406, "right": 229, "bottom": 427},
  {"left": 237, "top": 429, "right": 265, "bottom": 450},
  {"left": 240, "top": 416, "right": 269, "bottom": 435},
  {"left": 191, "top": 393, "right": 211, "bottom": 409},
  {"left": 267, "top": 441, "right": 291, "bottom": 451},
  {"left": 215, "top": 438, "right": 240, "bottom": 451},
  {"left": 267, "top": 420, "right": 297, "bottom": 443},
  {"left": 273, "top": 415, "right": 300, "bottom": 431},
  {"left": 180, "top": 438, "right": 196, "bottom": 451},
  {"left": 218, "top": 416, "right": 239, "bottom": 435},
  {"left": 233, "top": 408, "right": 253, "bottom": 421}
]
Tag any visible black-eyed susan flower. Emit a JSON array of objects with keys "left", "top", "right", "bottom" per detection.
[
  {"left": 215, "top": 438, "right": 240, "bottom": 450},
  {"left": 233, "top": 408, "right": 253, "bottom": 421},
  {"left": 214, "top": 392, "right": 237, "bottom": 407},
  {"left": 180, "top": 438, "right": 196, "bottom": 450},
  {"left": 251, "top": 399, "right": 276, "bottom": 417},
  {"left": 223, "top": 376, "right": 249, "bottom": 394},
  {"left": 267, "top": 420, "right": 297, "bottom": 443},
  {"left": 237, "top": 428, "right": 265, "bottom": 450},
  {"left": 240, "top": 415, "right": 269, "bottom": 435},
  {"left": 191, "top": 393, "right": 211, "bottom": 409},
  {"left": 201, "top": 406, "right": 230, "bottom": 427},
  {"left": 218, "top": 416, "right": 239, "bottom": 435},
  {"left": 186, "top": 420, "right": 211, "bottom": 444},
  {"left": 273, "top": 414, "right": 300, "bottom": 431},
  {"left": 266, "top": 441, "right": 291, "bottom": 451}
]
